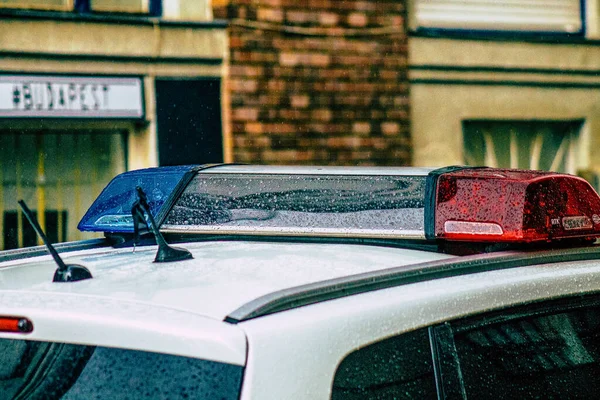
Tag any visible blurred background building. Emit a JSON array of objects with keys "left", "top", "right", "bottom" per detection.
[
  {"left": 0, "top": 0, "right": 227, "bottom": 248},
  {"left": 409, "top": 0, "right": 600, "bottom": 181},
  {"left": 217, "top": 0, "right": 600, "bottom": 181},
  {"left": 214, "top": 0, "right": 411, "bottom": 166},
  {"left": 2, "top": 0, "right": 600, "bottom": 248}
]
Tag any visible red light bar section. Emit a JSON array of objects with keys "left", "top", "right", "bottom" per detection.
[
  {"left": 0, "top": 316, "right": 33, "bottom": 333},
  {"left": 434, "top": 168, "right": 600, "bottom": 242}
]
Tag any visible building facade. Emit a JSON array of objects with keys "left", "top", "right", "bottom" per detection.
[
  {"left": 214, "top": 0, "right": 411, "bottom": 166},
  {"left": 0, "top": 0, "right": 227, "bottom": 248},
  {"left": 219, "top": 0, "right": 600, "bottom": 187},
  {"left": 409, "top": 0, "right": 600, "bottom": 184}
]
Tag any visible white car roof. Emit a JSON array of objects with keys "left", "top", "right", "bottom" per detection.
[{"left": 0, "top": 241, "right": 453, "bottom": 321}]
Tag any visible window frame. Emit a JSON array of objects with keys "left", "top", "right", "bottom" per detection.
[
  {"left": 409, "top": 0, "right": 587, "bottom": 38},
  {"left": 430, "top": 293, "right": 600, "bottom": 399},
  {"left": 329, "top": 293, "right": 600, "bottom": 400}
]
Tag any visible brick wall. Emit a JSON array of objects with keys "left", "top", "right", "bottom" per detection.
[{"left": 215, "top": 0, "right": 411, "bottom": 166}]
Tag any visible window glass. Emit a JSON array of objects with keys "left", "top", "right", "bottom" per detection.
[
  {"left": 0, "top": 339, "right": 243, "bottom": 400},
  {"left": 331, "top": 328, "right": 436, "bottom": 400},
  {"left": 453, "top": 305, "right": 600, "bottom": 399}
]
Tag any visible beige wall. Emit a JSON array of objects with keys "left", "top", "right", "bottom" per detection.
[
  {"left": 409, "top": 37, "right": 600, "bottom": 175},
  {"left": 0, "top": 7, "right": 227, "bottom": 247},
  {"left": 0, "top": 17, "right": 227, "bottom": 168}
]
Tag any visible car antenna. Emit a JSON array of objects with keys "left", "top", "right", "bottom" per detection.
[
  {"left": 132, "top": 186, "right": 193, "bottom": 263},
  {"left": 18, "top": 200, "right": 93, "bottom": 282}
]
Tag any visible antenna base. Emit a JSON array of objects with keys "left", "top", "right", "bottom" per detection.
[
  {"left": 53, "top": 265, "right": 93, "bottom": 282},
  {"left": 154, "top": 245, "right": 194, "bottom": 263}
]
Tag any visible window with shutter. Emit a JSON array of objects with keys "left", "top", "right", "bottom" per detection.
[{"left": 414, "top": 0, "right": 583, "bottom": 34}]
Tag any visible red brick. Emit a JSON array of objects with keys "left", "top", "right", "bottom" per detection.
[
  {"left": 312, "top": 109, "right": 333, "bottom": 121},
  {"left": 353, "top": 1, "right": 377, "bottom": 11},
  {"left": 347, "top": 12, "right": 368, "bottom": 27},
  {"left": 279, "top": 53, "right": 299, "bottom": 66},
  {"left": 263, "top": 150, "right": 314, "bottom": 162},
  {"left": 381, "top": 122, "right": 400, "bottom": 136},
  {"left": 233, "top": 108, "right": 260, "bottom": 121},
  {"left": 394, "top": 96, "right": 410, "bottom": 107},
  {"left": 229, "top": 79, "right": 258, "bottom": 93},
  {"left": 290, "top": 95, "right": 310, "bottom": 108},
  {"left": 259, "top": 0, "right": 282, "bottom": 6},
  {"left": 386, "top": 110, "right": 409, "bottom": 119},
  {"left": 280, "top": 109, "right": 309, "bottom": 119},
  {"left": 285, "top": 53, "right": 331, "bottom": 67},
  {"left": 229, "top": 65, "right": 265, "bottom": 77},
  {"left": 245, "top": 123, "right": 263, "bottom": 135},
  {"left": 257, "top": 7, "right": 284, "bottom": 22},
  {"left": 319, "top": 12, "right": 339, "bottom": 26},
  {"left": 327, "top": 137, "right": 362, "bottom": 149},
  {"left": 263, "top": 123, "right": 297, "bottom": 134},
  {"left": 234, "top": 136, "right": 271, "bottom": 147},
  {"left": 352, "top": 122, "right": 371, "bottom": 135},
  {"left": 286, "top": 10, "right": 312, "bottom": 24}
]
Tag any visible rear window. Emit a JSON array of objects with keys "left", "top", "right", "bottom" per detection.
[{"left": 0, "top": 339, "right": 243, "bottom": 399}]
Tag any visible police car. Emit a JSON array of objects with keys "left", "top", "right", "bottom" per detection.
[{"left": 1, "top": 164, "right": 600, "bottom": 399}]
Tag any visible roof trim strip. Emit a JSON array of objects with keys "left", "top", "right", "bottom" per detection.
[
  {"left": 0, "top": 238, "right": 109, "bottom": 264},
  {"left": 225, "top": 245, "right": 600, "bottom": 323}
]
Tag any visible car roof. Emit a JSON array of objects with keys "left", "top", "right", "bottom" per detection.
[{"left": 0, "top": 240, "right": 454, "bottom": 321}]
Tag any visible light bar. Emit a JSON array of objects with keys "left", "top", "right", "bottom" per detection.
[
  {"left": 428, "top": 168, "right": 600, "bottom": 243},
  {"left": 78, "top": 164, "right": 600, "bottom": 246},
  {"left": 78, "top": 165, "right": 199, "bottom": 233}
]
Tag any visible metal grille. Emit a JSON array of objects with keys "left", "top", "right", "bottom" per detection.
[{"left": 415, "top": 0, "right": 583, "bottom": 33}]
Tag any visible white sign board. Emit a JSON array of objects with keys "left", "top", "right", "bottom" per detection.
[{"left": 0, "top": 75, "right": 144, "bottom": 118}]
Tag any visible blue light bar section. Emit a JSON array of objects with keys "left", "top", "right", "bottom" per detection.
[{"left": 78, "top": 165, "right": 196, "bottom": 233}]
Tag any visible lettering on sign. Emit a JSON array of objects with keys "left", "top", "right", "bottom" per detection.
[
  {"left": 0, "top": 76, "right": 144, "bottom": 119},
  {"left": 12, "top": 83, "right": 110, "bottom": 112}
]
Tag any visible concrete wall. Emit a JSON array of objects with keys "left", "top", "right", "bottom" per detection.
[{"left": 409, "top": 37, "right": 600, "bottom": 175}]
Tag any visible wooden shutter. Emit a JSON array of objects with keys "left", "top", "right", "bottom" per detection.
[{"left": 415, "top": 0, "right": 583, "bottom": 33}]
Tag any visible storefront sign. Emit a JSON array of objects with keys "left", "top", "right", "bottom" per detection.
[{"left": 0, "top": 75, "right": 144, "bottom": 118}]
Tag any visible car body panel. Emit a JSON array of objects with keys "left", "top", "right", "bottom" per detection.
[
  {"left": 5, "top": 164, "right": 600, "bottom": 399},
  {"left": 239, "top": 259, "right": 600, "bottom": 399},
  {"left": 0, "top": 241, "right": 453, "bottom": 320},
  {"left": 0, "top": 291, "right": 247, "bottom": 365}
]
